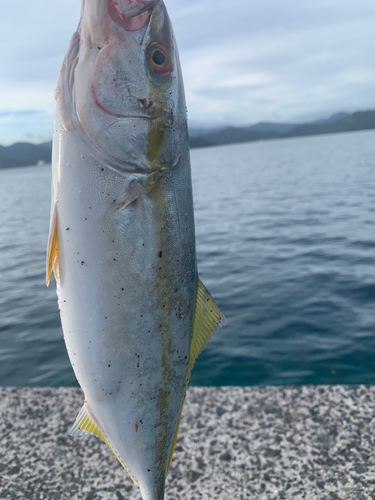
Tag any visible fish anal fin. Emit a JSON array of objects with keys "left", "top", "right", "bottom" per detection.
[
  {"left": 168, "top": 278, "right": 225, "bottom": 469},
  {"left": 68, "top": 403, "right": 106, "bottom": 440},
  {"left": 46, "top": 204, "right": 59, "bottom": 286},
  {"left": 69, "top": 403, "right": 138, "bottom": 485}
]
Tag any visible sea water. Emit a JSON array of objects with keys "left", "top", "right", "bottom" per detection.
[{"left": 0, "top": 129, "right": 374, "bottom": 387}]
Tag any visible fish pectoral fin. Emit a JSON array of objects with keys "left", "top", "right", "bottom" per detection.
[
  {"left": 168, "top": 278, "right": 225, "bottom": 470},
  {"left": 46, "top": 204, "right": 59, "bottom": 286},
  {"left": 68, "top": 403, "right": 106, "bottom": 441},
  {"left": 189, "top": 278, "right": 226, "bottom": 373},
  {"left": 112, "top": 179, "right": 145, "bottom": 214}
]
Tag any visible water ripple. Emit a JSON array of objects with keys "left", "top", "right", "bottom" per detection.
[{"left": 1, "top": 130, "right": 375, "bottom": 386}]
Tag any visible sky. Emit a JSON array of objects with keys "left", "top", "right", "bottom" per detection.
[{"left": 0, "top": 0, "right": 375, "bottom": 145}]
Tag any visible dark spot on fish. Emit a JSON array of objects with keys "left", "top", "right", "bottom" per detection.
[
  {"left": 81, "top": 261, "right": 85, "bottom": 265},
  {"left": 101, "top": 168, "right": 104, "bottom": 171},
  {"left": 108, "top": 365, "right": 111, "bottom": 368},
  {"left": 158, "top": 251, "right": 163, "bottom": 258},
  {"left": 121, "top": 288, "right": 124, "bottom": 291},
  {"left": 114, "top": 258, "right": 116, "bottom": 261},
  {"left": 66, "top": 227, "right": 70, "bottom": 231}
]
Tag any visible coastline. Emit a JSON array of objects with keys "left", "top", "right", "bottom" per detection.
[{"left": 1, "top": 385, "right": 374, "bottom": 499}]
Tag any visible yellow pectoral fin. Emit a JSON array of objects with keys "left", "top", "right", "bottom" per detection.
[
  {"left": 69, "top": 403, "right": 138, "bottom": 485},
  {"left": 168, "top": 278, "right": 225, "bottom": 469},
  {"left": 46, "top": 204, "right": 59, "bottom": 286}
]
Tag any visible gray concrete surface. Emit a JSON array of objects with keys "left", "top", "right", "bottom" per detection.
[{"left": 1, "top": 386, "right": 375, "bottom": 500}]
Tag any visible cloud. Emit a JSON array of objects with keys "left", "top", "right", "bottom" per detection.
[
  {"left": 0, "top": 0, "right": 375, "bottom": 143},
  {"left": 0, "top": 109, "right": 54, "bottom": 146}
]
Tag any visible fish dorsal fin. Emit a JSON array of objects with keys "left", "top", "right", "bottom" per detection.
[
  {"left": 68, "top": 403, "right": 106, "bottom": 440},
  {"left": 168, "top": 278, "right": 225, "bottom": 469},
  {"left": 46, "top": 204, "right": 59, "bottom": 286}
]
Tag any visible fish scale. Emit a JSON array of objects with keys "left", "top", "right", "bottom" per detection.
[{"left": 46, "top": 1, "right": 224, "bottom": 499}]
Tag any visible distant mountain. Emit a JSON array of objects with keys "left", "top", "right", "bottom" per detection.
[
  {"left": 189, "top": 136, "right": 214, "bottom": 149},
  {"left": 0, "top": 141, "right": 52, "bottom": 169},
  {"left": 1, "top": 110, "right": 374, "bottom": 168},
  {"left": 197, "top": 126, "right": 280, "bottom": 147},
  {"left": 311, "top": 112, "right": 350, "bottom": 126},
  {"left": 286, "top": 111, "right": 375, "bottom": 138},
  {"left": 243, "top": 122, "right": 298, "bottom": 134},
  {"left": 189, "top": 110, "right": 375, "bottom": 149}
]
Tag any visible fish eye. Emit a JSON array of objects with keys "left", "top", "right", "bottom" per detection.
[
  {"left": 147, "top": 43, "right": 173, "bottom": 75},
  {"left": 152, "top": 50, "right": 166, "bottom": 66}
]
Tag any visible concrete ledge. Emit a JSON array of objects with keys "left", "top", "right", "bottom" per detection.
[{"left": 1, "top": 386, "right": 375, "bottom": 499}]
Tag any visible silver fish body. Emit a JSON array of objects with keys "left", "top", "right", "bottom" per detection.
[{"left": 47, "top": 1, "right": 224, "bottom": 499}]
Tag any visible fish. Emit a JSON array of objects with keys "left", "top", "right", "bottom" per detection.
[{"left": 46, "top": 0, "right": 225, "bottom": 499}]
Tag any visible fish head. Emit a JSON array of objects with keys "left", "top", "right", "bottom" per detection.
[{"left": 61, "top": 0, "right": 186, "bottom": 173}]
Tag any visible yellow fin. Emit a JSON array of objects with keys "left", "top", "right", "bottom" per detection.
[
  {"left": 188, "top": 278, "right": 226, "bottom": 372},
  {"left": 168, "top": 278, "right": 225, "bottom": 469},
  {"left": 46, "top": 204, "right": 59, "bottom": 286},
  {"left": 68, "top": 403, "right": 106, "bottom": 440},
  {"left": 69, "top": 403, "right": 138, "bottom": 485}
]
